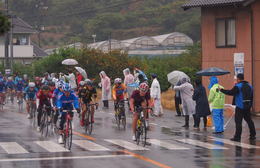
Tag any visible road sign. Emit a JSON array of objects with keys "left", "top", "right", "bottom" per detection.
[
  {"left": 234, "top": 53, "right": 244, "bottom": 66},
  {"left": 234, "top": 67, "right": 244, "bottom": 76}
]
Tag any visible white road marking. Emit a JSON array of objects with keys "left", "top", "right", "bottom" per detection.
[
  {"left": 161, "top": 126, "right": 170, "bottom": 129},
  {"left": 147, "top": 139, "right": 190, "bottom": 150},
  {"left": 209, "top": 137, "right": 260, "bottom": 149},
  {"left": 104, "top": 139, "right": 149, "bottom": 150},
  {"left": 177, "top": 139, "right": 228, "bottom": 150},
  {"left": 0, "top": 154, "right": 132, "bottom": 162},
  {"left": 150, "top": 123, "right": 158, "bottom": 126},
  {"left": 34, "top": 141, "right": 69, "bottom": 153},
  {"left": 73, "top": 140, "right": 110, "bottom": 151},
  {"left": 0, "top": 142, "right": 29, "bottom": 154}
]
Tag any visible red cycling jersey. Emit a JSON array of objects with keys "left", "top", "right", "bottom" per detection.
[{"left": 37, "top": 90, "right": 53, "bottom": 106}]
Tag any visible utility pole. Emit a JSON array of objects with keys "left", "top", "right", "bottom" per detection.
[
  {"left": 4, "top": 0, "right": 9, "bottom": 69},
  {"left": 10, "top": 14, "right": 13, "bottom": 74}
]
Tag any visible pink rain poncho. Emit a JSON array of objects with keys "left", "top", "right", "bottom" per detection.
[
  {"left": 99, "top": 71, "right": 111, "bottom": 101},
  {"left": 123, "top": 68, "right": 135, "bottom": 98}
]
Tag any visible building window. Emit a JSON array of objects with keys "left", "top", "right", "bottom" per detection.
[{"left": 216, "top": 18, "right": 236, "bottom": 47}]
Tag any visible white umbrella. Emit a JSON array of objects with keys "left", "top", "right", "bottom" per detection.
[
  {"left": 62, "top": 59, "right": 78, "bottom": 65},
  {"left": 167, "top": 71, "right": 190, "bottom": 86},
  {"left": 75, "top": 67, "right": 88, "bottom": 79}
]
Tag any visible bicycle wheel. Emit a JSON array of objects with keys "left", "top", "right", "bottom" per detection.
[
  {"left": 140, "top": 118, "right": 147, "bottom": 147},
  {"left": 115, "top": 109, "right": 120, "bottom": 129},
  {"left": 85, "top": 110, "right": 93, "bottom": 135},
  {"left": 31, "top": 105, "right": 37, "bottom": 128},
  {"left": 119, "top": 107, "right": 126, "bottom": 130},
  {"left": 64, "top": 119, "right": 73, "bottom": 150},
  {"left": 40, "top": 111, "right": 48, "bottom": 137}
]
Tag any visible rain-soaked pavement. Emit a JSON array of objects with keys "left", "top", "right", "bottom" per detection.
[{"left": 0, "top": 101, "right": 260, "bottom": 168}]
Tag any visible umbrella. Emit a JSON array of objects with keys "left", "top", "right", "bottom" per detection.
[
  {"left": 167, "top": 71, "right": 190, "bottom": 86},
  {"left": 196, "top": 67, "right": 230, "bottom": 76},
  {"left": 62, "top": 59, "right": 78, "bottom": 65},
  {"left": 75, "top": 67, "right": 88, "bottom": 79}
]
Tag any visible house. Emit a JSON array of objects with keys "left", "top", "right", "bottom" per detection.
[
  {"left": 0, "top": 16, "right": 48, "bottom": 65},
  {"left": 182, "top": 0, "right": 260, "bottom": 114}
]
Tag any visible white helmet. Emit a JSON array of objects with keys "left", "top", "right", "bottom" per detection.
[
  {"left": 79, "top": 81, "right": 85, "bottom": 86},
  {"left": 28, "top": 82, "right": 35, "bottom": 88},
  {"left": 8, "top": 77, "right": 12, "bottom": 80},
  {"left": 84, "top": 79, "right": 91, "bottom": 83},
  {"left": 114, "top": 78, "right": 122, "bottom": 84}
]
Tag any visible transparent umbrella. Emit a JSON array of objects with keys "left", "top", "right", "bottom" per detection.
[
  {"left": 75, "top": 67, "right": 88, "bottom": 79},
  {"left": 196, "top": 67, "right": 230, "bottom": 76},
  {"left": 167, "top": 71, "right": 190, "bottom": 86},
  {"left": 62, "top": 59, "right": 78, "bottom": 65}
]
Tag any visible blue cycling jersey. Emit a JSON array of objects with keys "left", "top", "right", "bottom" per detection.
[
  {"left": 0, "top": 82, "right": 6, "bottom": 93},
  {"left": 6, "top": 81, "right": 15, "bottom": 89},
  {"left": 57, "top": 92, "right": 79, "bottom": 110},
  {"left": 16, "top": 82, "right": 24, "bottom": 91},
  {"left": 24, "top": 87, "right": 38, "bottom": 100}
]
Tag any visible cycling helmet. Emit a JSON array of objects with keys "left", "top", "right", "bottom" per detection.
[
  {"left": 17, "top": 78, "right": 23, "bottom": 81},
  {"left": 28, "top": 82, "right": 35, "bottom": 88},
  {"left": 84, "top": 79, "right": 91, "bottom": 83},
  {"left": 41, "top": 85, "right": 50, "bottom": 91},
  {"left": 114, "top": 78, "right": 122, "bottom": 84},
  {"left": 57, "top": 81, "right": 64, "bottom": 88},
  {"left": 8, "top": 77, "right": 12, "bottom": 80},
  {"left": 86, "top": 80, "right": 93, "bottom": 86},
  {"left": 139, "top": 82, "right": 149, "bottom": 93},
  {"left": 79, "top": 81, "right": 85, "bottom": 86},
  {"left": 62, "top": 83, "right": 71, "bottom": 92}
]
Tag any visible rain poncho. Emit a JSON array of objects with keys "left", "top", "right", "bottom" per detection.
[
  {"left": 174, "top": 78, "right": 195, "bottom": 115},
  {"left": 150, "top": 78, "right": 163, "bottom": 115},
  {"left": 100, "top": 71, "right": 111, "bottom": 101},
  {"left": 123, "top": 68, "right": 135, "bottom": 97},
  {"left": 208, "top": 76, "right": 225, "bottom": 133},
  {"left": 65, "top": 73, "right": 77, "bottom": 89}
]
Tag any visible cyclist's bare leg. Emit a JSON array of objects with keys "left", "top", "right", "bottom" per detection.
[
  {"left": 90, "top": 104, "right": 95, "bottom": 122},
  {"left": 132, "top": 113, "right": 138, "bottom": 135},
  {"left": 26, "top": 101, "right": 30, "bottom": 114}
]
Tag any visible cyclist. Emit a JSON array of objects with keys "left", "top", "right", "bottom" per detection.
[
  {"left": 16, "top": 78, "right": 24, "bottom": 104},
  {"left": 24, "top": 82, "right": 38, "bottom": 119},
  {"left": 56, "top": 83, "right": 80, "bottom": 144},
  {"left": 129, "top": 82, "right": 153, "bottom": 141},
  {"left": 35, "top": 77, "right": 42, "bottom": 90},
  {"left": 112, "top": 78, "right": 127, "bottom": 117},
  {"left": 6, "top": 77, "right": 16, "bottom": 104},
  {"left": 0, "top": 78, "right": 6, "bottom": 104},
  {"left": 78, "top": 80, "right": 97, "bottom": 126},
  {"left": 52, "top": 81, "right": 64, "bottom": 125},
  {"left": 37, "top": 85, "right": 53, "bottom": 132}
]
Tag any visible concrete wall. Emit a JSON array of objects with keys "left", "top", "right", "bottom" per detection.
[
  {"left": 0, "top": 45, "right": 34, "bottom": 58},
  {"left": 201, "top": 6, "right": 253, "bottom": 104}
]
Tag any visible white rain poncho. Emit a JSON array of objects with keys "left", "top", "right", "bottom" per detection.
[
  {"left": 65, "top": 73, "right": 77, "bottom": 89},
  {"left": 99, "top": 71, "right": 111, "bottom": 101},
  {"left": 150, "top": 78, "right": 163, "bottom": 115}
]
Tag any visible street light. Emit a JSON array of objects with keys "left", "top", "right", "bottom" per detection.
[{"left": 92, "top": 34, "right": 96, "bottom": 43}]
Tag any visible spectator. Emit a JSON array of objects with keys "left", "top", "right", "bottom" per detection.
[
  {"left": 99, "top": 71, "right": 111, "bottom": 108},
  {"left": 192, "top": 79, "right": 211, "bottom": 130},
  {"left": 174, "top": 81, "right": 182, "bottom": 116},
  {"left": 76, "top": 72, "right": 83, "bottom": 86},
  {"left": 64, "top": 70, "right": 77, "bottom": 91},
  {"left": 123, "top": 68, "right": 135, "bottom": 98},
  {"left": 174, "top": 78, "right": 195, "bottom": 128},
  {"left": 150, "top": 74, "right": 163, "bottom": 117},
  {"left": 208, "top": 76, "right": 225, "bottom": 134},
  {"left": 220, "top": 73, "right": 256, "bottom": 141}
]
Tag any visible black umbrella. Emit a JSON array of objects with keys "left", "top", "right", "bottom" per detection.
[{"left": 196, "top": 67, "right": 230, "bottom": 76}]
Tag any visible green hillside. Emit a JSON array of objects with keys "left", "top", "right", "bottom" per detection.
[{"left": 9, "top": 0, "right": 200, "bottom": 48}]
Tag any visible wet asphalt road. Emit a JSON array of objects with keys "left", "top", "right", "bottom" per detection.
[{"left": 0, "top": 101, "right": 260, "bottom": 168}]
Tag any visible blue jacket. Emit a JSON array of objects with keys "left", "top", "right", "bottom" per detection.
[
  {"left": 6, "top": 81, "right": 15, "bottom": 89},
  {"left": 16, "top": 82, "right": 24, "bottom": 91},
  {"left": 24, "top": 87, "right": 38, "bottom": 100},
  {"left": 0, "top": 82, "right": 6, "bottom": 92},
  {"left": 221, "top": 81, "right": 253, "bottom": 110},
  {"left": 57, "top": 92, "right": 79, "bottom": 110}
]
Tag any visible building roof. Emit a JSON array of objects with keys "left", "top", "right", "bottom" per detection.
[
  {"left": 12, "top": 17, "right": 37, "bottom": 34},
  {"left": 32, "top": 43, "right": 48, "bottom": 57},
  {"left": 182, "top": 0, "right": 255, "bottom": 10},
  {"left": 152, "top": 32, "right": 190, "bottom": 43}
]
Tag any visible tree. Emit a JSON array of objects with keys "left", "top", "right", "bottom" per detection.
[{"left": 0, "top": 13, "right": 10, "bottom": 35}]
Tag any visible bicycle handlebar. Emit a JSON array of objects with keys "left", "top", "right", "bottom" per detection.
[{"left": 62, "top": 109, "right": 77, "bottom": 113}]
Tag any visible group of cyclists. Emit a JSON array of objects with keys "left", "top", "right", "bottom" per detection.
[{"left": 0, "top": 68, "right": 154, "bottom": 144}]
